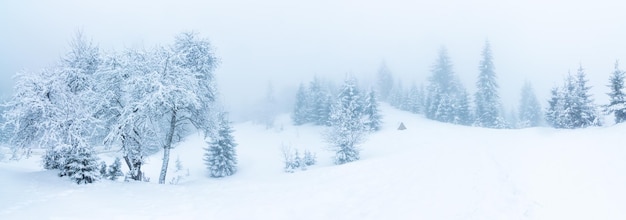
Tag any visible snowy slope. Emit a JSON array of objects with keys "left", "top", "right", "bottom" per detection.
[{"left": 1, "top": 104, "right": 625, "bottom": 220}]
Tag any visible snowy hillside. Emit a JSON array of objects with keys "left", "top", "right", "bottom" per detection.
[{"left": 1, "top": 104, "right": 625, "bottom": 219}]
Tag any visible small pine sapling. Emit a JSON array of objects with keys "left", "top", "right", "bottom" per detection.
[
  {"left": 99, "top": 161, "right": 108, "bottom": 179},
  {"left": 107, "top": 157, "right": 124, "bottom": 181}
]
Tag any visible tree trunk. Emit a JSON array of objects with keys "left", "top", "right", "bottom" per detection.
[{"left": 158, "top": 111, "right": 177, "bottom": 184}]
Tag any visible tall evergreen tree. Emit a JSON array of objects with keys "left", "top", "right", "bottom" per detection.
[
  {"left": 363, "top": 88, "right": 383, "bottom": 131},
  {"left": 406, "top": 82, "right": 421, "bottom": 114},
  {"left": 204, "top": 112, "right": 238, "bottom": 178},
  {"left": 518, "top": 81, "right": 542, "bottom": 127},
  {"left": 426, "top": 47, "right": 468, "bottom": 124},
  {"left": 455, "top": 88, "right": 473, "bottom": 125},
  {"left": 388, "top": 80, "right": 405, "bottom": 109},
  {"left": 376, "top": 61, "right": 394, "bottom": 101},
  {"left": 292, "top": 83, "right": 309, "bottom": 125},
  {"left": 327, "top": 76, "right": 365, "bottom": 165},
  {"left": 474, "top": 41, "right": 505, "bottom": 128},
  {"left": 571, "top": 65, "right": 599, "bottom": 127},
  {"left": 605, "top": 60, "right": 626, "bottom": 124}
]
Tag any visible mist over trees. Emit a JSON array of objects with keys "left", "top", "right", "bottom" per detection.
[{"left": 518, "top": 81, "right": 543, "bottom": 128}]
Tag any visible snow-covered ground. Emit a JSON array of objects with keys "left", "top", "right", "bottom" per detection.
[{"left": 1, "top": 104, "right": 625, "bottom": 219}]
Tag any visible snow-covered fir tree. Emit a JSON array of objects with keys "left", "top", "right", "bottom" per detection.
[
  {"left": 308, "top": 77, "right": 333, "bottom": 126},
  {"left": 546, "top": 66, "right": 599, "bottom": 129},
  {"left": 605, "top": 60, "right": 626, "bottom": 124},
  {"left": 204, "top": 112, "right": 238, "bottom": 178},
  {"left": 518, "top": 81, "right": 542, "bottom": 127},
  {"left": 571, "top": 65, "right": 599, "bottom": 127},
  {"left": 474, "top": 41, "right": 505, "bottom": 128},
  {"left": 58, "top": 146, "right": 101, "bottom": 184},
  {"left": 425, "top": 47, "right": 469, "bottom": 124},
  {"left": 108, "top": 157, "right": 124, "bottom": 181},
  {"left": 292, "top": 83, "right": 309, "bottom": 125},
  {"left": 388, "top": 80, "right": 405, "bottom": 109},
  {"left": 376, "top": 61, "right": 394, "bottom": 101},
  {"left": 455, "top": 88, "right": 473, "bottom": 125},
  {"left": 327, "top": 76, "right": 366, "bottom": 165},
  {"left": 363, "top": 88, "right": 383, "bottom": 131},
  {"left": 406, "top": 83, "right": 422, "bottom": 114}
]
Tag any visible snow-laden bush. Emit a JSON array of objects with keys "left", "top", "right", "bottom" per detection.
[
  {"left": 169, "top": 156, "right": 189, "bottom": 184},
  {"left": 281, "top": 144, "right": 316, "bottom": 173}
]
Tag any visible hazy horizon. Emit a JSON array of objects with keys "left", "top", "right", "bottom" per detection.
[{"left": 2, "top": 0, "right": 625, "bottom": 120}]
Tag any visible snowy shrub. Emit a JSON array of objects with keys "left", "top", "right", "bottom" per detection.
[
  {"left": 99, "top": 161, "right": 108, "bottom": 178},
  {"left": 281, "top": 144, "right": 316, "bottom": 173},
  {"left": 107, "top": 157, "right": 124, "bottom": 181},
  {"left": 169, "top": 156, "right": 189, "bottom": 185},
  {"left": 42, "top": 147, "right": 70, "bottom": 170}
]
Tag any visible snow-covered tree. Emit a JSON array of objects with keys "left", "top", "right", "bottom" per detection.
[
  {"left": 308, "top": 77, "right": 333, "bottom": 126},
  {"left": 204, "top": 112, "right": 238, "bottom": 178},
  {"left": 426, "top": 47, "right": 469, "bottom": 124},
  {"left": 292, "top": 83, "right": 309, "bottom": 125},
  {"left": 518, "top": 81, "right": 542, "bottom": 127},
  {"left": 376, "top": 61, "right": 394, "bottom": 101},
  {"left": 326, "top": 76, "right": 366, "bottom": 165},
  {"left": 363, "top": 88, "right": 383, "bottom": 131},
  {"left": 455, "top": 88, "right": 473, "bottom": 125},
  {"left": 571, "top": 65, "right": 599, "bottom": 127},
  {"left": 388, "top": 80, "right": 405, "bottom": 109},
  {"left": 605, "top": 60, "right": 626, "bottom": 124},
  {"left": 104, "top": 32, "right": 219, "bottom": 184},
  {"left": 4, "top": 32, "right": 103, "bottom": 183},
  {"left": 546, "top": 66, "right": 599, "bottom": 129},
  {"left": 474, "top": 41, "right": 505, "bottom": 128},
  {"left": 58, "top": 146, "right": 101, "bottom": 184},
  {"left": 107, "top": 157, "right": 124, "bottom": 181},
  {"left": 405, "top": 82, "right": 421, "bottom": 114}
]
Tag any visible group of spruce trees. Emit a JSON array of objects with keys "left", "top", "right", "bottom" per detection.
[
  {"left": 292, "top": 76, "right": 383, "bottom": 164},
  {"left": 2, "top": 32, "right": 238, "bottom": 184},
  {"left": 380, "top": 41, "right": 512, "bottom": 128},
  {"left": 378, "top": 41, "right": 626, "bottom": 129}
]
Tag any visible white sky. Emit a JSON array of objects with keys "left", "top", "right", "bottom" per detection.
[{"left": 1, "top": 0, "right": 626, "bottom": 115}]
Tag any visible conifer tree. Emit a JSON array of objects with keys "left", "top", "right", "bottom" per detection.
[
  {"left": 58, "top": 146, "right": 101, "bottom": 184},
  {"left": 455, "top": 88, "right": 473, "bottom": 125},
  {"left": 406, "top": 83, "right": 421, "bottom": 113},
  {"left": 571, "top": 65, "right": 599, "bottom": 127},
  {"left": 292, "top": 83, "right": 309, "bottom": 125},
  {"left": 376, "top": 62, "right": 394, "bottom": 101},
  {"left": 327, "top": 76, "right": 365, "bottom": 165},
  {"left": 474, "top": 41, "right": 505, "bottom": 128},
  {"left": 204, "top": 112, "right": 238, "bottom": 178},
  {"left": 426, "top": 47, "right": 468, "bottom": 124},
  {"left": 363, "top": 88, "right": 383, "bottom": 131},
  {"left": 518, "top": 81, "right": 542, "bottom": 127},
  {"left": 107, "top": 157, "right": 124, "bottom": 181},
  {"left": 605, "top": 60, "right": 626, "bottom": 124}
]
